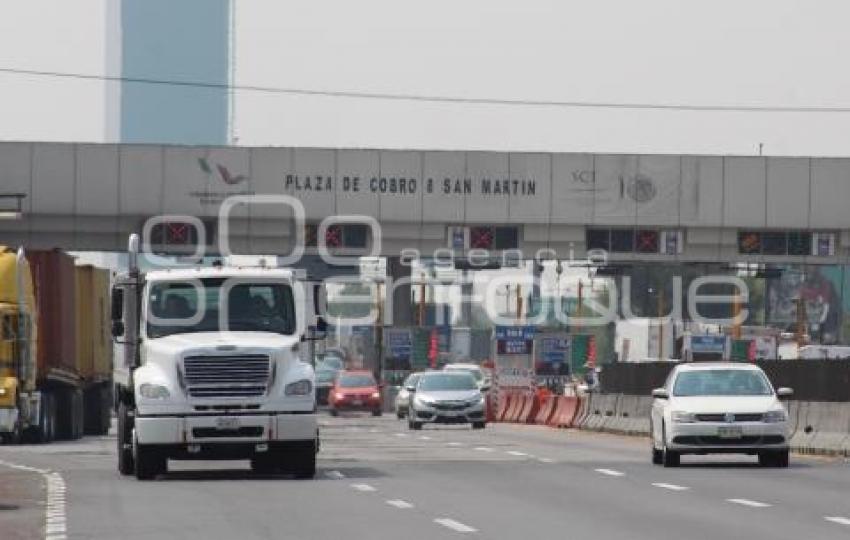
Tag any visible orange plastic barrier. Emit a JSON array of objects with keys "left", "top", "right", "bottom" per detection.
[
  {"left": 534, "top": 396, "right": 558, "bottom": 425},
  {"left": 549, "top": 396, "right": 580, "bottom": 428},
  {"left": 496, "top": 393, "right": 513, "bottom": 422},
  {"left": 518, "top": 395, "right": 539, "bottom": 424},
  {"left": 506, "top": 394, "right": 527, "bottom": 423}
]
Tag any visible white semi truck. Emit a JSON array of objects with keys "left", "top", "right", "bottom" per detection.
[{"left": 111, "top": 235, "right": 323, "bottom": 480}]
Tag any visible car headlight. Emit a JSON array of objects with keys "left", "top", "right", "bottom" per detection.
[
  {"left": 763, "top": 409, "right": 788, "bottom": 423},
  {"left": 468, "top": 394, "right": 484, "bottom": 406},
  {"left": 371, "top": 391, "right": 381, "bottom": 399},
  {"left": 335, "top": 392, "right": 345, "bottom": 400},
  {"left": 671, "top": 411, "right": 695, "bottom": 423},
  {"left": 138, "top": 383, "right": 170, "bottom": 400},
  {"left": 285, "top": 379, "right": 313, "bottom": 396},
  {"left": 415, "top": 396, "right": 434, "bottom": 406}
]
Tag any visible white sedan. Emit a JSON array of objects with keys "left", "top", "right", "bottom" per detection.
[{"left": 650, "top": 362, "right": 792, "bottom": 468}]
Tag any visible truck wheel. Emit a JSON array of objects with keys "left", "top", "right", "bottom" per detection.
[
  {"left": 135, "top": 443, "right": 166, "bottom": 480},
  {"left": 472, "top": 422, "right": 486, "bottom": 430},
  {"left": 117, "top": 402, "right": 135, "bottom": 476}
]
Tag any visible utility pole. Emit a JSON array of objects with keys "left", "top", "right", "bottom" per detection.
[
  {"left": 657, "top": 287, "right": 666, "bottom": 359},
  {"left": 795, "top": 296, "right": 807, "bottom": 347},
  {"left": 418, "top": 272, "right": 426, "bottom": 327}
]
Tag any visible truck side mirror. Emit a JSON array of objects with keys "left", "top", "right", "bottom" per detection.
[{"left": 111, "top": 320, "right": 125, "bottom": 338}]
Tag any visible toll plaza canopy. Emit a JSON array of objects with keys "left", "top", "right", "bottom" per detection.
[{"left": 0, "top": 142, "right": 848, "bottom": 265}]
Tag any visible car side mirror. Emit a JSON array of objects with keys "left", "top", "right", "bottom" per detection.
[
  {"left": 651, "top": 388, "right": 669, "bottom": 399},
  {"left": 111, "top": 320, "right": 125, "bottom": 338},
  {"left": 405, "top": 385, "right": 416, "bottom": 393},
  {"left": 480, "top": 384, "right": 491, "bottom": 393},
  {"left": 776, "top": 387, "right": 793, "bottom": 399}
]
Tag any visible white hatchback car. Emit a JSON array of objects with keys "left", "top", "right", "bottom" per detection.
[{"left": 650, "top": 363, "right": 792, "bottom": 468}]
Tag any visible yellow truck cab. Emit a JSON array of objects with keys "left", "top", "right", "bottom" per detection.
[{"left": 0, "top": 246, "right": 38, "bottom": 443}]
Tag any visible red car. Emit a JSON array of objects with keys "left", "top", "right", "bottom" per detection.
[{"left": 329, "top": 371, "right": 383, "bottom": 416}]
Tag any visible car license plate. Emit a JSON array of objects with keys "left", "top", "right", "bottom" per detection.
[
  {"left": 216, "top": 417, "right": 240, "bottom": 430},
  {"left": 717, "top": 426, "right": 743, "bottom": 439},
  {"left": 352, "top": 400, "right": 362, "bottom": 406}
]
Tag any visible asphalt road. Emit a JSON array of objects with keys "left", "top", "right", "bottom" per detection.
[{"left": 2, "top": 413, "right": 850, "bottom": 539}]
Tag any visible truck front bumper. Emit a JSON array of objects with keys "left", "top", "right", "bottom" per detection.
[{"left": 135, "top": 413, "right": 317, "bottom": 446}]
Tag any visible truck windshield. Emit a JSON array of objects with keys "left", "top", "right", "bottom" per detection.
[{"left": 146, "top": 278, "right": 296, "bottom": 338}]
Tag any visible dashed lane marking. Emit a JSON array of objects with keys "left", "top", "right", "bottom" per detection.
[
  {"left": 350, "top": 483, "right": 377, "bottom": 492},
  {"left": 395, "top": 433, "right": 409, "bottom": 438},
  {"left": 474, "top": 447, "right": 494, "bottom": 452},
  {"left": 652, "top": 483, "right": 689, "bottom": 491},
  {"left": 434, "top": 518, "right": 478, "bottom": 533},
  {"left": 537, "top": 458, "right": 554, "bottom": 463},
  {"left": 325, "top": 470, "right": 345, "bottom": 480},
  {"left": 594, "top": 468, "right": 625, "bottom": 477},
  {"left": 446, "top": 442, "right": 463, "bottom": 447},
  {"left": 825, "top": 517, "right": 850, "bottom": 526},
  {"left": 727, "top": 498, "right": 771, "bottom": 508},
  {"left": 506, "top": 451, "right": 529, "bottom": 457},
  {"left": 418, "top": 436, "right": 432, "bottom": 441},
  {"left": 386, "top": 500, "right": 414, "bottom": 509}
]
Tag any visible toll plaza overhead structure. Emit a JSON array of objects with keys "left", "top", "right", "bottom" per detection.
[{"left": 0, "top": 142, "right": 848, "bottom": 267}]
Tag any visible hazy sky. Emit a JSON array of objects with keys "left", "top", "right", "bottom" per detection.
[{"left": 3, "top": 0, "right": 850, "bottom": 155}]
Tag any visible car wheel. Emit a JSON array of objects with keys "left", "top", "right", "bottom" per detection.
[
  {"left": 661, "top": 423, "right": 679, "bottom": 468},
  {"left": 372, "top": 410, "right": 382, "bottom": 417},
  {"left": 396, "top": 410, "right": 405, "bottom": 420},
  {"left": 329, "top": 408, "right": 338, "bottom": 417},
  {"left": 472, "top": 422, "right": 486, "bottom": 430},
  {"left": 650, "top": 422, "right": 663, "bottom": 465}
]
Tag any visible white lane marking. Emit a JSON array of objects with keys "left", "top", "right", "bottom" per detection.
[
  {"left": 594, "top": 468, "right": 625, "bottom": 477},
  {"left": 395, "top": 433, "right": 409, "bottom": 438},
  {"left": 447, "top": 442, "right": 463, "bottom": 447},
  {"left": 474, "top": 447, "right": 494, "bottom": 452},
  {"left": 506, "top": 450, "right": 528, "bottom": 457},
  {"left": 325, "top": 470, "right": 345, "bottom": 480},
  {"left": 0, "top": 460, "right": 67, "bottom": 540},
  {"left": 727, "top": 498, "right": 771, "bottom": 508},
  {"left": 538, "top": 458, "right": 554, "bottom": 463},
  {"left": 350, "top": 483, "right": 377, "bottom": 492},
  {"left": 652, "top": 483, "right": 689, "bottom": 491},
  {"left": 419, "top": 436, "right": 432, "bottom": 441},
  {"left": 434, "top": 518, "right": 478, "bottom": 533},
  {"left": 825, "top": 517, "right": 850, "bottom": 526},
  {"left": 386, "top": 499, "right": 414, "bottom": 509}
]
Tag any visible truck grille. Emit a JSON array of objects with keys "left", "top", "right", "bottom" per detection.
[{"left": 183, "top": 354, "right": 271, "bottom": 398}]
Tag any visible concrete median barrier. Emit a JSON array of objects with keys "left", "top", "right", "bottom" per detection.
[
  {"left": 791, "top": 401, "right": 850, "bottom": 456},
  {"left": 583, "top": 394, "right": 619, "bottom": 432}
]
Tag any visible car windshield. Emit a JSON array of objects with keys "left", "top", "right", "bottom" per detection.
[
  {"left": 316, "top": 370, "right": 336, "bottom": 384},
  {"left": 403, "top": 374, "right": 421, "bottom": 387},
  {"left": 338, "top": 374, "right": 376, "bottom": 388},
  {"left": 419, "top": 373, "right": 477, "bottom": 391},
  {"left": 446, "top": 367, "right": 483, "bottom": 382},
  {"left": 146, "top": 278, "right": 295, "bottom": 338},
  {"left": 317, "top": 356, "right": 344, "bottom": 371},
  {"left": 672, "top": 369, "right": 773, "bottom": 397}
]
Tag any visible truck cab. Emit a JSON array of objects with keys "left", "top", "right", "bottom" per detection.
[{"left": 112, "top": 236, "right": 320, "bottom": 480}]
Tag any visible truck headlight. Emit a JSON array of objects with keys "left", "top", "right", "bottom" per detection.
[
  {"left": 671, "top": 411, "right": 695, "bottom": 423},
  {"left": 763, "top": 409, "right": 788, "bottom": 423},
  {"left": 285, "top": 379, "right": 313, "bottom": 396},
  {"left": 138, "top": 383, "right": 170, "bottom": 400}
]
